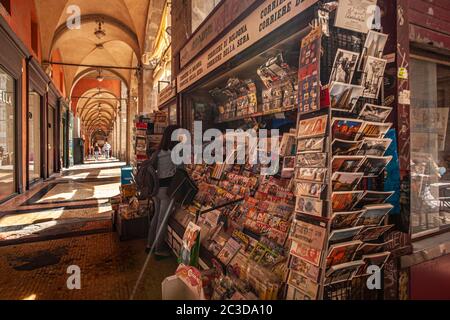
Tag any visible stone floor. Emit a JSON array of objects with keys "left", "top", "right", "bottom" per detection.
[{"left": 0, "top": 160, "right": 178, "bottom": 300}]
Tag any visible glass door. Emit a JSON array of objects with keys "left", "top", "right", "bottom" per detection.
[{"left": 28, "top": 92, "right": 41, "bottom": 184}]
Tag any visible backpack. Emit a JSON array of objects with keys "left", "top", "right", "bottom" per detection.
[{"left": 135, "top": 151, "right": 159, "bottom": 199}]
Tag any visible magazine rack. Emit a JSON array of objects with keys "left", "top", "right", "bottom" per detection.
[{"left": 287, "top": 6, "right": 395, "bottom": 300}]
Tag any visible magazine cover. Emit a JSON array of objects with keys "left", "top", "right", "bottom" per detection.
[
  {"left": 332, "top": 139, "right": 363, "bottom": 156},
  {"left": 330, "top": 82, "right": 364, "bottom": 112},
  {"left": 358, "top": 156, "right": 393, "bottom": 177},
  {"left": 359, "top": 31, "right": 389, "bottom": 70},
  {"left": 296, "top": 153, "right": 327, "bottom": 168},
  {"left": 359, "top": 103, "right": 392, "bottom": 122},
  {"left": 358, "top": 121, "right": 392, "bottom": 139},
  {"left": 295, "top": 196, "right": 323, "bottom": 217},
  {"left": 356, "top": 204, "right": 393, "bottom": 226},
  {"left": 331, "top": 210, "right": 365, "bottom": 230},
  {"left": 332, "top": 172, "right": 364, "bottom": 191},
  {"left": 332, "top": 191, "right": 363, "bottom": 212},
  {"left": 326, "top": 240, "right": 363, "bottom": 268},
  {"left": 295, "top": 181, "right": 325, "bottom": 198},
  {"left": 329, "top": 49, "right": 360, "bottom": 84},
  {"left": 361, "top": 56, "right": 387, "bottom": 99},
  {"left": 179, "top": 222, "right": 202, "bottom": 266},
  {"left": 297, "top": 115, "right": 328, "bottom": 138},
  {"left": 332, "top": 156, "right": 365, "bottom": 172},
  {"left": 288, "top": 270, "right": 319, "bottom": 299},
  {"left": 355, "top": 225, "right": 394, "bottom": 242},
  {"left": 218, "top": 237, "right": 242, "bottom": 265},
  {"left": 353, "top": 190, "right": 395, "bottom": 208},
  {"left": 228, "top": 252, "right": 249, "bottom": 280},
  {"left": 357, "top": 138, "right": 392, "bottom": 156},
  {"left": 332, "top": 118, "right": 364, "bottom": 141},
  {"left": 334, "top": 0, "right": 378, "bottom": 33},
  {"left": 325, "top": 260, "right": 365, "bottom": 285},
  {"left": 289, "top": 256, "right": 321, "bottom": 282},
  {"left": 329, "top": 226, "right": 364, "bottom": 244},
  {"left": 295, "top": 167, "right": 327, "bottom": 183},
  {"left": 297, "top": 137, "right": 326, "bottom": 153}
]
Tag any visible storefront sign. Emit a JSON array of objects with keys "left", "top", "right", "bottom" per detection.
[
  {"left": 177, "top": 0, "right": 318, "bottom": 92},
  {"left": 158, "top": 83, "right": 177, "bottom": 107},
  {"left": 180, "top": 0, "right": 257, "bottom": 68}
]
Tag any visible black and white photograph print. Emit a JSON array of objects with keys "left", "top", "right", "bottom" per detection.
[
  {"left": 361, "top": 57, "right": 387, "bottom": 99},
  {"left": 357, "top": 138, "right": 392, "bottom": 156},
  {"left": 329, "top": 49, "right": 360, "bottom": 84},
  {"left": 359, "top": 31, "right": 388, "bottom": 71},
  {"left": 330, "top": 82, "right": 364, "bottom": 112},
  {"left": 359, "top": 103, "right": 393, "bottom": 122}
]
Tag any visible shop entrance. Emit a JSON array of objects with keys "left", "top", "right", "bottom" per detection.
[{"left": 48, "top": 106, "right": 55, "bottom": 176}]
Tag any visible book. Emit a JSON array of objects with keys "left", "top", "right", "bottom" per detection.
[
  {"left": 332, "top": 172, "right": 364, "bottom": 191},
  {"left": 329, "top": 226, "right": 364, "bottom": 244},
  {"left": 218, "top": 238, "right": 242, "bottom": 265},
  {"left": 331, "top": 210, "right": 365, "bottom": 230},
  {"left": 326, "top": 240, "right": 363, "bottom": 268}
]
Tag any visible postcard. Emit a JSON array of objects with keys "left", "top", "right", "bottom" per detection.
[
  {"left": 357, "top": 156, "right": 392, "bottom": 177},
  {"left": 332, "top": 118, "right": 364, "bottom": 141},
  {"left": 288, "top": 270, "right": 319, "bottom": 299},
  {"left": 353, "top": 240, "right": 393, "bottom": 260},
  {"left": 295, "top": 181, "right": 325, "bottom": 198},
  {"left": 353, "top": 191, "right": 395, "bottom": 208},
  {"left": 329, "top": 226, "right": 364, "bottom": 244},
  {"left": 295, "top": 196, "right": 323, "bottom": 217},
  {"left": 332, "top": 191, "right": 363, "bottom": 212},
  {"left": 297, "top": 137, "right": 326, "bottom": 153},
  {"left": 295, "top": 167, "right": 327, "bottom": 183},
  {"left": 289, "top": 219, "right": 327, "bottom": 248},
  {"left": 330, "top": 82, "right": 364, "bottom": 112},
  {"left": 334, "top": 0, "right": 378, "bottom": 33},
  {"left": 359, "top": 31, "right": 389, "bottom": 70},
  {"left": 358, "top": 121, "right": 392, "bottom": 139},
  {"left": 332, "top": 139, "right": 363, "bottom": 156},
  {"left": 332, "top": 172, "right": 364, "bottom": 191},
  {"left": 332, "top": 156, "right": 365, "bottom": 172},
  {"left": 296, "top": 153, "right": 327, "bottom": 168},
  {"left": 297, "top": 115, "right": 328, "bottom": 138},
  {"left": 331, "top": 210, "right": 365, "bottom": 230},
  {"left": 358, "top": 252, "right": 391, "bottom": 275},
  {"left": 359, "top": 103, "right": 392, "bottom": 122},
  {"left": 325, "top": 260, "right": 365, "bottom": 285},
  {"left": 326, "top": 240, "right": 363, "bottom": 268},
  {"left": 289, "top": 256, "right": 320, "bottom": 282},
  {"left": 361, "top": 56, "right": 387, "bottom": 99},
  {"left": 329, "top": 49, "right": 360, "bottom": 84},
  {"left": 290, "top": 239, "right": 322, "bottom": 266},
  {"left": 355, "top": 224, "right": 394, "bottom": 242},
  {"left": 357, "top": 138, "right": 392, "bottom": 156},
  {"left": 356, "top": 204, "right": 393, "bottom": 226}
]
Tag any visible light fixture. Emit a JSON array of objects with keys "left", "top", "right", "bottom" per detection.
[
  {"left": 96, "top": 69, "right": 104, "bottom": 82},
  {"left": 94, "top": 19, "right": 106, "bottom": 40},
  {"left": 96, "top": 43, "right": 104, "bottom": 50}
]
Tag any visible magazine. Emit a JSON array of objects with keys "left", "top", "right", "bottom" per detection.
[
  {"left": 289, "top": 219, "right": 327, "bottom": 248},
  {"left": 330, "top": 82, "right": 364, "bottom": 112},
  {"left": 295, "top": 196, "right": 323, "bottom": 217},
  {"left": 228, "top": 252, "right": 249, "bottom": 280},
  {"left": 332, "top": 139, "right": 363, "bottom": 156},
  {"left": 361, "top": 56, "right": 387, "bottom": 99},
  {"left": 295, "top": 181, "right": 325, "bottom": 198},
  {"left": 332, "top": 172, "right": 364, "bottom": 191},
  {"left": 357, "top": 156, "right": 392, "bottom": 177},
  {"left": 332, "top": 156, "right": 365, "bottom": 172},
  {"left": 331, "top": 210, "right": 365, "bottom": 230},
  {"left": 329, "top": 226, "right": 364, "bottom": 244},
  {"left": 288, "top": 270, "right": 319, "bottom": 299},
  {"left": 359, "top": 103, "right": 392, "bottom": 122},
  {"left": 334, "top": 0, "right": 378, "bottom": 34},
  {"left": 358, "top": 121, "right": 392, "bottom": 139},
  {"left": 297, "top": 137, "right": 326, "bottom": 153},
  {"left": 296, "top": 153, "right": 327, "bottom": 168},
  {"left": 218, "top": 237, "right": 242, "bottom": 265},
  {"left": 297, "top": 115, "right": 328, "bottom": 138},
  {"left": 179, "top": 222, "right": 202, "bottom": 266},
  {"left": 295, "top": 167, "right": 327, "bottom": 183},
  {"left": 356, "top": 204, "right": 393, "bottom": 226},
  {"left": 357, "top": 138, "right": 392, "bottom": 156},
  {"left": 353, "top": 191, "right": 395, "bottom": 208},
  {"left": 329, "top": 49, "right": 360, "bottom": 84},
  {"left": 355, "top": 224, "right": 394, "bottom": 241},
  {"left": 290, "top": 239, "right": 322, "bottom": 266},
  {"left": 289, "top": 256, "right": 320, "bottom": 282},
  {"left": 332, "top": 118, "right": 364, "bottom": 141},
  {"left": 332, "top": 191, "right": 363, "bottom": 212},
  {"left": 325, "top": 260, "right": 365, "bottom": 285},
  {"left": 326, "top": 240, "right": 363, "bottom": 268}
]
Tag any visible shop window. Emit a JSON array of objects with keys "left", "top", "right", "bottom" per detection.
[
  {"left": 28, "top": 92, "right": 41, "bottom": 184},
  {"left": 191, "top": 0, "right": 221, "bottom": 32},
  {"left": 411, "top": 57, "right": 450, "bottom": 237},
  {"left": 0, "top": 67, "right": 16, "bottom": 201},
  {"left": 0, "top": 0, "right": 11, "bottom": 15}
]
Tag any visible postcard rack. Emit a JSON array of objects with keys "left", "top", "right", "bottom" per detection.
[{"left": 286, "top": 12, "right": 395, "bottom": 300}]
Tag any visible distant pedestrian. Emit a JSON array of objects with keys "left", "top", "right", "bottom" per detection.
[
  {"left": 103, "top": 141, "right": 111, "bottom": 160},
  {"left": 94, "top": 143, "right": 101, "bottom": 161}
]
